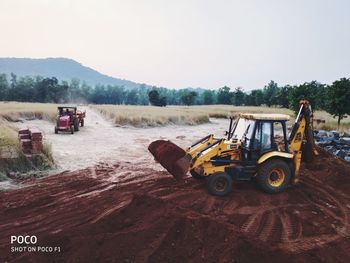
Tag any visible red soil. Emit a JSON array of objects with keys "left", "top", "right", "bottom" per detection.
[{"left": 0, "top": 149, "right": 349, "bottom": 263}]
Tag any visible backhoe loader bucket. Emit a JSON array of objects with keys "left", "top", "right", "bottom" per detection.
[{"left": 148, "top": 140, "right": 191, "bottom": 179}]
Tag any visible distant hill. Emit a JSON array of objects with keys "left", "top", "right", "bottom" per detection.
[{"left": 0, "top": 57, "right": 145, "bottom": 89}]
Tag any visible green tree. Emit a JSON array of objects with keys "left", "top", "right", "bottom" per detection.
[
  {"left": 288, "top": 81, "right": 325, "bottom": 114},
  {"left": 91, "top": 85, "right": 108, "bottom": 104},
  {"left": 263, "top": 80, "right": 279, "bottom": 107},
  {"left": 107, "top": 85, "right": 124, "bottom": 104},
  {"left": 202, "top": 90, "right": 216, "bottom": 104},
  {"left": 34, "top": 77, "right": 59, "bottom": 102},
  {"left": 217, "top": 86, "right": 233, "bottom": 104},
  {"left": 0, "top": 74, "right": 9, "bottom": 100},
  {"left": 232, "top": 87, "right": 245, "bottom": 106},
  {"left": 10, "top": 73, "right": 17, "bottom": 89},
  {"left": 276, "top": 85, "right": 292, "bottom": 108},
  {"left": 181, "top": 91, "right": 197, "bottom": 106},
  {"left": 148, "top": 89, "right": 167, "bottom": 106},
  {"left": 246, "top": 90, "right": 264, "bottom": 106},
  {"left": 137, "top": 85, "right": 150, "bottom": 105},
  {"left": 125, "top": 89, "right": 139, "bottom": 105},
  {"left": 252, "top": 89, "right": 264, "bottom": 106},
  {"left": 325, "top": 78, "right": 350, "bottom": 127},
  {"left": 13, "top": 76, "right": 36, "bottom": 102}
]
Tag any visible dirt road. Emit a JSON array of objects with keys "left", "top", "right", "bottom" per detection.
[{"left": 15, "top": 107, "right": 228, "bottom": 172}]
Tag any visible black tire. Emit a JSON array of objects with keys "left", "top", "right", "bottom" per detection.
[
  {"left": 81, "top": 119, "right": 84, "bottom": 127},
  {"left": 257, "top": 159, "right": 291, "bottom": 194},
  {"left": 70, "top": 125, "right": 74, "bottom": 134},
  {"left": 55, "top": 127, "right": 58, "bottom": 134},
  {"left": 190, "top": 169, "right": 204, "bottom": 179},
  {"left": 207, "top": 172, "right": 233, "bottom": 196},
  {"left": 74, "top": 118, "right": 79, "bottom": 131}
]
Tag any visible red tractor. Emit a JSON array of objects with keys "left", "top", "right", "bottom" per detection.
[{"left": 55, "top": 106, "right": 86, "bottom": 134}]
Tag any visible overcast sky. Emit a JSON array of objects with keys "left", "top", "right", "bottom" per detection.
[{"left": 1, "top": 0, "right": 349, "bottom": 90}]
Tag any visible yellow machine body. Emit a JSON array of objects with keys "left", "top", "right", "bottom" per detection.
[{"left": 149, "top": 100, "right": 318, "bottom": 195}]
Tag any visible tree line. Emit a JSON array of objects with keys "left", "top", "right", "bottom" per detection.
[{"left": 0, "top": 73, "right": 349, "bottom": 125}]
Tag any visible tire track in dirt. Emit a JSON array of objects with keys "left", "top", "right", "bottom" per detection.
[{"left": 0, "top": 159, "right": 349, "bottom": 262}]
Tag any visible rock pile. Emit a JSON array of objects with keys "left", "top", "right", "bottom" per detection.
[
  {"left": 18, "top": 127, "right": 43, "bottom": 155},
  {"left": 314, "top": 130, "right": 350, "bottom": 162}
]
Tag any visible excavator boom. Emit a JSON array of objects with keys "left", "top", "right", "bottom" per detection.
[{"left": 288, "top": 100, "right": 319, "bottom": 183}]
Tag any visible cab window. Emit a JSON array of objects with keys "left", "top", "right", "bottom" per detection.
[
  {"left": 255, "top": 122, "right": 272, "bottom": 151},
  {"left": 273, "top": 121, "right": 284, "bottom": 151},
  {"left": 232, "top": 118, "right": 255, "bottom": 141}
]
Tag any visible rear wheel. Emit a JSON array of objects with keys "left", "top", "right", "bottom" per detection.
[
  {"left": 54, "top": 127, "right": 58, "bottom": 134},
  {"left": 257, "top": 159, "right": 291, "bottom": 194},
  {"left": 207, "top": 172, "right": 232, "bottom": 196},
  {"left": 74, "top": 118, "right": 79, "bottom": 131},
  {"left": 81, "top": 119, "right": 84, "bottom": 127}
]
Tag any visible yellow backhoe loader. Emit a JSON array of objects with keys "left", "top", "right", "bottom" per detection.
[{"left": 149, "top": 100, "right": 318, "bottom": 196}]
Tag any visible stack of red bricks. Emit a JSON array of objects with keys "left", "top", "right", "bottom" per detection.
[{"left": 18, "top": 127, "right": 44, "bottom": 155}]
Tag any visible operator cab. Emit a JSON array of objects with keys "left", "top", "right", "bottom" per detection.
[
  {"left": 57, "top": 106, "right": 77, "bottom": 117},
  {"left": 229, "top": 114, "right": 290, "bottom": 161}
]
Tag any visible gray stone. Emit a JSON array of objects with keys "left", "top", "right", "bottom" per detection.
[
  {"left": 335, "top": 149, "right": 346, "bottom": 159},
  {"left": 329, "top": 130, "right": 340, "bottom": 139},
  {"left": 317, "top": 130, "right": 328, "bottom": 137},
  {"left": 340, "top": 137, "right": 350, "bottom": 145}
]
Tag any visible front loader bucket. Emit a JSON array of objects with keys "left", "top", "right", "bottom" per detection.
[{"left": 148, "top": 140, "right": 191, "bottom": 180}]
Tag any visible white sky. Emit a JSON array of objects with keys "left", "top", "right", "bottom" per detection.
[{"left": 1, "top": 0, "right": 349, "bottom": 90}]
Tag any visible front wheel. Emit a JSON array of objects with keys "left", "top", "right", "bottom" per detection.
[
  {"left": 257, "top": 159, "right": 291, "bottom": 194},
  {"left": 207, "top": 172, "right": 232, "bottom": 196},
  {"left": 81, "top": 119, "right": 84, "bottom": 127},
  {"left": 70, "top": 125, "right": 74, "bottom": 134},
  {"left": 54, "top": 127, "right": 58, "bottom": 134}
]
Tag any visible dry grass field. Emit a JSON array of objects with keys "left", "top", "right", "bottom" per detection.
[
  {"left": 313, "top": 110, "right": 350, "bottom": 132},
  {"left": 0, "top": 102, "right": 57, "bottom": 122},
  {"left": 92, "top": 105, "right": 210, "bottom": 127},
  {"left": 0, "top": 102, "right": 348, "bottom": 131},
  {"left": 92, "top": 105, "right": 294, "bottom": 127},
  {"left": 92, "top": 104, "right": 350, "bottom": 132}
]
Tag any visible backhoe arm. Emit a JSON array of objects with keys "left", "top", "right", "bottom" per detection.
[{"left": 289, "top": 100, "right": 318, "bottom": 183}]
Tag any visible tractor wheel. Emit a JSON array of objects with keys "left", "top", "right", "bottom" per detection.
[
  {"left": 257, "top": 159, "right": 291, "bottom": 194},
  {"left": 70, "top": 125, "right": 74, "bottom": 134},
  {"left": 207, "top": 172, "right": 232, "bottom": 196},
  {"left": 74, "top": 118, "right": 79, "bottom": 131},
  {"left": 81, "top": 119, "right": 84, "bottom": 127},
  {"left": 54, "top": 127, "right": 58, "bottom": 134},
  {"left": 190, "top": 169, "right": 204, "bottom": 179}
]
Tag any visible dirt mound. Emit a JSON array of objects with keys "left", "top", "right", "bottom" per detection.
[{"left": 0, "top": 151, "right": 349, "bottom": 262}]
